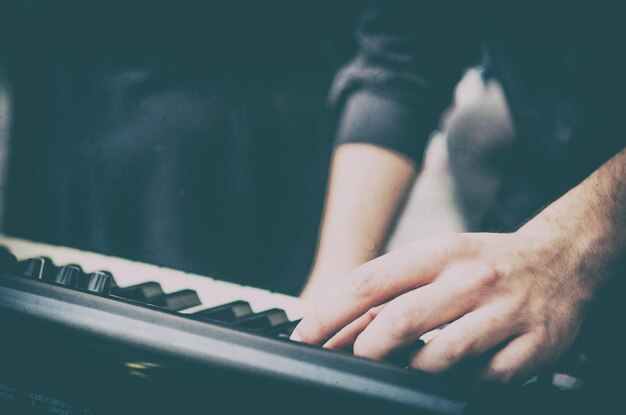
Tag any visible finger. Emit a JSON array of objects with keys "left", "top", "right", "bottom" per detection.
[
  {"left": 479, "top": 333, "right": 545, "bottom": 383},
  {"left": 323, "top": 304, "right": 386, "bottom": 350},
  {"left": 410, "top": 300, "right": 523, "bottom": 373},
  {"left": 352, "top": 264, "right": 496, "bottom": 359},
  {"left": 292, "top": 234, "right": 468, "bottom": 344}
]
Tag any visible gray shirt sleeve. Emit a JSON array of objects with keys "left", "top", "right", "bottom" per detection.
[{"left": 331, "top": 0, "right": 481, "bottom": 163}]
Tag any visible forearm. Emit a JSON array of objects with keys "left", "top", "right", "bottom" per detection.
[
  {"left": 303, "top": 0, "right": 478, "bottom": 300},
  {"left": 301, "top": 143, "right": 416, "bottom": 298}
]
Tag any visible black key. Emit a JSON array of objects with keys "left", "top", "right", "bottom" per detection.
[
  {"left": 147, "top": 289, "right": 201, "bottom": 311},
  {"left": 112, "top": 282, "right": 164, "bottom": 302},
  {"left": 19, "top": 256, "right": 58, "bottom": 281},
  {"left": 233, "top": 309, "right": 289, "bottom": 330},
  {"left": 85, "top": 271, "right": 114, "bottom": 296},
  {"left": 194, "top": 301, "right": 253, "bottom": 323},
  {"left": 19, "top": 257, "right": 46, "bottom": 279},
  {"left": 260, "top": 319, "right": 300, "bottom": 338},
  {"left": 54, "top": 265, "right": 82, "bottom": 288}
]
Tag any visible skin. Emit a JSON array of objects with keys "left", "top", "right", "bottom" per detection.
[
  {"left": 300, "top": 143, "right": 416, "bottom": 301},
  {"left": 294, "top": 147, "right": 626, "bottom": 383}
]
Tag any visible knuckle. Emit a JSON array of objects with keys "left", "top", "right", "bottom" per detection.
[
  {"left": 511, "top": 290, "right": 529, "bottom": 307},
  {"left": 447, "top": 339, "right": 473, "bottom": 363},
  {"left": 531, "top": 326, "right": 553, "bottom": 350},
  {"left": 487, "top": 361, "right": 515, "bottom": 383},
  {"left": 352, "top": 336, "right": 371, "bottom": 359},
  {"left": 349, "top": 263, "right": 382, "bottom": 298},
  {"left": 386, "top": 308, "right": 417, "bottom": 339},
  {"left": 473, "top": 264, "right": 499, "bottom": 288},
  {"left": 447, "top": 232, "right": 474, "bottom": 253},
  {"left": 507, "top": 293, "right": 531, "bottom": 320},
  {"left": 363, "top": 307, "right": 380, "bottom": 325},
  {"left": 433, "top": 233, "right": 466, "bottom": 256}
]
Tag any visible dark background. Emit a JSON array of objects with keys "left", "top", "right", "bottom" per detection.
[{"left": 0, "top": 0, "right": 362, "bottom": 294}]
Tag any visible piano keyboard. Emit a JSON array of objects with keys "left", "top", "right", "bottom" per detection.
[
  {"left": 0, "top": 235, "right": 308, "bottom": 321},
  {"left": 0, "top": 235, "right": 472, "bottom": 415}
]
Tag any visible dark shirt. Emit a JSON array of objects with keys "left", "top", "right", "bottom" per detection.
[
  {"left": 332, "top": 1, "right": 626, "bottom": 228},
  {"left": 0, "top": 0, "right": 360, "bottom": 294}
]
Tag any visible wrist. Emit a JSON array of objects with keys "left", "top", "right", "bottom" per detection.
[
  {"left": 517, "top": 148, "right": 626, "bottom": 304},
  {"left": 515, "top": 215, "right": 605, "bottom": 308}
]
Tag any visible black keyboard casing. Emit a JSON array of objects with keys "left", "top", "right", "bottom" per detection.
[{"left": 0, "top": 273, "right": 472, "bottom": 415}]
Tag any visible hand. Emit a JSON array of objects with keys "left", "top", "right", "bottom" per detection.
[
  {"left": 291, "top": 231, "right": 596, "bottom": 383},
  {"left": 301, "top": 265, "right": 358, "bottom": 304}
]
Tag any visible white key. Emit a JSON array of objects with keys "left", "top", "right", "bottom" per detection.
[{"left": 0, "top": 235, "right": 307, "bottom": 320}]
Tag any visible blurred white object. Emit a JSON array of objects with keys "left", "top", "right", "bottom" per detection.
[{"left": 386, "top": 132, "right": 465, "bottom": 252}]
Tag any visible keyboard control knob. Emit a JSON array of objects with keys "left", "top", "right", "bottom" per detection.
[
  {"left": 85, "top": 271, "right": 113, "bottom": 295},
  {"left": 39, "top": 257, "right": 58, "bottom": 281},
  {"left": 21, "top": 257, "right": 46, "bottom": 279},
  {"left": 54, "top": 265, "right": 81, "bottom": 288}
]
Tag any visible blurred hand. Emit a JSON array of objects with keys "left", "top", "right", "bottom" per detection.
[{"left": 292, "top": 231, "right": 595, "bottom": 383}]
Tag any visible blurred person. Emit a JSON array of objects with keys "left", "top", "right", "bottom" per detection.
[
  {"left": 296, "top": 0, "right": 626, "bottom": 396},
  {"left": 0, "top": 0, "right": 362, "bottom": 295}
]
